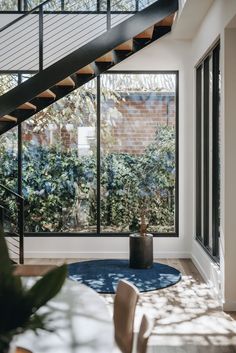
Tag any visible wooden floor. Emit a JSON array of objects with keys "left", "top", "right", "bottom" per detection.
[{"left": 24, "top": 258, "right": 236, "bottom": 353}]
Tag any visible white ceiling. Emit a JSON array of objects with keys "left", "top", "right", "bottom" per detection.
[{"left": 172, "top": 0, "right": 215, "bottom": 39}]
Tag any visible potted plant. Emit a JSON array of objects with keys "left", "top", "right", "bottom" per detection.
[
  {"left": 129, "top": 210, "right": 153, "bottom": 269},
  {"left": 0, "top": 228, "right": 67, "bottom": 353},
  {"left": 129, "top": 151, "right": 156, "bottom": 269},
  {"left": 129, "top": 126, "right": 175, "bottom": 269}
]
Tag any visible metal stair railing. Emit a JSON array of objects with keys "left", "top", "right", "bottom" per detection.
[
  {"left": 0, "top": 183, "right": 24, "bottom": 264},
  {"left": 0, "top": 0, "right": 154, "bottom": 74},
  {"left": 0, "top": 0, "right": 178, "bottom": 119}
]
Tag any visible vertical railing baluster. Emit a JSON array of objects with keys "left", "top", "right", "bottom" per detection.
[
  {"left": 61, "top": 0, "right": 65, "bottom": 11},
  {"left": 39, "top": 4, "right": 44, "bottom": 71},
  {"left": 0, "top": 206, "right": 4, "bottom": 229},
  {"left": 107, "top": 0, "right": 111, "bottom": 30},
  {"left": 19, "top": 198, "right": 24, "bottom": 264},
  {"left": 135, "top": 0, "right": 139, "bottom": 11},
  {"left": 18, "top": 123, "right": 24, "bottom": 264}
]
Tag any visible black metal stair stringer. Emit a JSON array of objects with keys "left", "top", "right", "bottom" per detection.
[
  {"left": 0, "top": 25, "right": 173, "bottom": 134},
  {"left": 0, "top": 0, "right": 178, "bottom": 122}
]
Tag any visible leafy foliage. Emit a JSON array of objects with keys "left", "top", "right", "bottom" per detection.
[
  {"left": 0, "top": 0, "right": 18, "bottom": 11},
  {"left": 0, "top": 228, "right": 67, "bottom": 352},
  {"left": 101, "top": 125, "right": 175, "bottom": 233},
  {"left": 0, "top": 72, "right": 176, "bottom": 234},
  {"left": 0, "top": 125, "right": 175, "bottom": 233}
]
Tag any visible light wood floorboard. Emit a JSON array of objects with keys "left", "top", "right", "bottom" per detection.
[{"left": 24, "top": 258, "right": 236, "bottom": 353}]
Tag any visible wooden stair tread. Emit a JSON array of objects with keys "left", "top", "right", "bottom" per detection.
[
  {"left": 0, "top": 115, "right": 17, "bottom": 122},
  {"left": 18, "top": 102, "right": 37, "bottom": 110},
  {"left": 156, "top": 14, "right": 175, "bottom": 27},
  {"left": 135, "top": 26, "right": 154, "bottom": 39},
  {"left": 37, "top": 89, "right": 56, "bottom": 99},
  {"left": 56, "top": 77, "right": 75, "bottom": 87},
  {"left": 96, "top": 52, "right": 113, "bottom": 62},
  {"left": 77, "top": 64, "right": 95, "bottom": 75},
  {"left": 115, "top": 39, "right": 133, "bottom": 51}
]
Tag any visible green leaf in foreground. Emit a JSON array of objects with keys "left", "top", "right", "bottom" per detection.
[{"left": 26, "top": 264, "right": 67, "bottom": 311}]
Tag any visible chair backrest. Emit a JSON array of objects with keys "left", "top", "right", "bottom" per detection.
[
  {"left": 137, "top": 315, "right": 153, "bottom": 353},
  {"left": 113, "top": 279, "right": 139, "bottom": 353}
]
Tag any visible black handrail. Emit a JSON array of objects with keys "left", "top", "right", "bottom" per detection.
[
  {"left": 0, "top": 0, "right": 52, "bottom": 32},
  {"left": 0, "top": 183, "right": 24, "bottom": 264}
]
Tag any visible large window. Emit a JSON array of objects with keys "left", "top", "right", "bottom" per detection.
[
  {"left": 196, "top": 42, "right": 220, "bottom": 261},
  {"left": 0, "top": 71, "right": 178, "bottom": 236}
]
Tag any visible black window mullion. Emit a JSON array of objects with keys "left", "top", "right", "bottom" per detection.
[
  {"left": 196, "top": 66, "right": 202, "bottom": 241},
  {"left": 97, "top": 76, "right": 101, "bottom": 235},
  {"left": 203, "top": 58, "right": 210, "bottom": 247},
  {"left": 18, "top": 73, "right": 23, "bottom": 198},
  {"left": 212, "top": 44, "right": 220, "bottom": 257},
  {"left": 18, "top": 0, "right": 22, "bottom": 11}
]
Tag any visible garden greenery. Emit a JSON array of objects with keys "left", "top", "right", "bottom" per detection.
[{"left": 0, "top": 125, "right": 175, "bottom": 233}]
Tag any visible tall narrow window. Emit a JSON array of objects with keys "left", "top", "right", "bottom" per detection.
[
  {"left": 22, "top": 81, "right": 97, "bottom": 233},
  {"left": 196, "top": 42, "right": 220, "bottom": 260}
]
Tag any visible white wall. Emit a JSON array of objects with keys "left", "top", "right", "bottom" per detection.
[
  {"left": 190, "top": 0, "right": 236, "bottom": 309},
  {"left": 222, "top": 26, "right": 236, "bottom": 311},
  {"left": 25, "top": 35, "right": 193, "bottom": 259}
]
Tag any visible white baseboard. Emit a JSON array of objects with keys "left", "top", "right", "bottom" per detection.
[
  {"left": 191, "top": 247, "right": 222, "bottom": 303},
  {"left": 191, "top": 252, "right": 209, "bottom": 284},
  {"left": 24, "top": 251, "right": 190, "bottom": 259}
]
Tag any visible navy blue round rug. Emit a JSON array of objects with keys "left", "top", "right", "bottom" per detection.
[{"left": 68, "top": 259, "right": 181, "bottom": 293}]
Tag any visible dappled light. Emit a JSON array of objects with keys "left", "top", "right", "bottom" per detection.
[
  {"left": 103, "top": 259, "right": 236, "bottom": 352},
  {"left": 68, "top": 259, "right": 181, "bottom": 293}
]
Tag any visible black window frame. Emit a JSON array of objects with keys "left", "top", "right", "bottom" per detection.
[
  {"left": 0, "top": 70, "right": 179, "bottom": 237},
  {"left": 195, "top": 42, "right": 220, "bottom": 262},
  {"left": 0, "top": 0, "right": 140, "bottom": 13}
]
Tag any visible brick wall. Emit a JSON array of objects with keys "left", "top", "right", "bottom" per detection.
[
  {"left": 103, "top": 91, "right": 175, "bottom": 155},
  {"left": 23, "top": 91, "right": 175, "bottom": 154}
]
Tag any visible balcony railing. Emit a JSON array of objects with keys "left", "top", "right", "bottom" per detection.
[{"left": 0, "top": 0, "right": 155, "bottom": 73}]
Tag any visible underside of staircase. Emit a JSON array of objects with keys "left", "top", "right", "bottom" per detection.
[{"left": 0, "top": 0, "right": 178, "bottom": 135}]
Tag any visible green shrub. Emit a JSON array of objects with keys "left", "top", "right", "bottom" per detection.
[{"left": 0, "top": 126, "right": 175, "bottom": 233}]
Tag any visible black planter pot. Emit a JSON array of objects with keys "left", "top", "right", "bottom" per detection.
[{"left": 129, "top": 233, "right": 153, "bottom": 269}]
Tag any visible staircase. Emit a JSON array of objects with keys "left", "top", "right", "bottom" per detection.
[
  {"left": 0, "top": 0, "right": 178, "bottom": 262},
  {"left": 0, "top": 0, "right": 178, "bottom": 135}
]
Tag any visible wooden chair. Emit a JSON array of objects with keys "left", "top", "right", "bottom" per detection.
[
  {"left": 15, "top": 347, "right": 32, "bottom": 353},
  {"left": 113, "top": 279, "right": 139, "bottom": 353},
  {"left": 13, "top": 264, "right": 57, "bottom": 276},
  {"left": 137, "top": 315, "right": 153, "bottom": 353}
]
